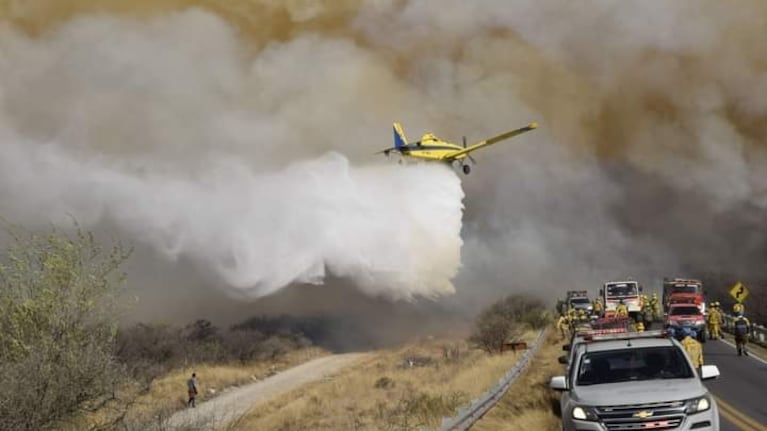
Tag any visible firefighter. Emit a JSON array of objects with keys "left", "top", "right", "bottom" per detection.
[
  {"left": 556, "top": 313, "right": 570, "bottom": 340},
  {"left": 592, "top": 297, "right": 603, "bottom": 317},
  {"left": 576, "top": 308, "right": 588, "bottom": 322},
  {"left": 681, "top": 328, "right": 704, "bottom": 369},
  {"left": 641, "top": 299, "right": 654, "bottom": 330},
  {"left": 650, "top": 293, "right": 660, "bottom": 321},
  {"left": 567, "top": 306, "right": 577, "bottom": 322},
  {"left": 733, "top": 314, "right": 752, "bottom": 356},
  {"left": 615, "top": 299, "right": 629, "bottom": 319},
  {"left": 707, "top": 303, "right": 722, "bottom": 340}
]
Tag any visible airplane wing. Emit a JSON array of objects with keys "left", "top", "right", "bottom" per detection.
[{"left": 444, "top": 122, "right": 538, "bottom": 160}]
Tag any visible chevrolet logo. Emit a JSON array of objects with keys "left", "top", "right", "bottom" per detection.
[{"left": 633, "top": 410, "right": 654, "bottom": 419}]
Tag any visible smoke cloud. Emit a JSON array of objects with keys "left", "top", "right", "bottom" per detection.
[
  {"left": 1, "top": 1, "right": 766, "bottom": 326},
  {"left": 0, "top": 9, "right": 463, "bottom": 300}
]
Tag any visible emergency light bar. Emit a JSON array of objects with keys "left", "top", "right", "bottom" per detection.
[
  {"left": 581, "top": 329, "right": 668, "bottom": 342},
  {"left": 576, "top": 328, "right": 628, "bottom": 336},
  {"left": 671, "top": 278, "right": 701, "bottom": 284}
]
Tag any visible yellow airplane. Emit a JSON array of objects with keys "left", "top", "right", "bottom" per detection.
[{"left": 377, "top": 121, "right": 538, "bottom": 174}]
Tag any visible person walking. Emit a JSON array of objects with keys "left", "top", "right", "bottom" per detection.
[
  {"left": 187, "top": 372, "right": 198, "bottom": 408},
  {"left": 707, "top": 303, "right": 722, "bottom": 340},
  {"left": 733, "top": 314, "right": 752, "bottom": 356}
]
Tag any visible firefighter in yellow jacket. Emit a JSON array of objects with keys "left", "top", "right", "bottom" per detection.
[
  {"left": 650, "top": 293, "right": 660, "bottom": 321},
  {"left": 567, "top": 307, "right": 578, "bottom": 324},
  {"left": 556, "top": 314, "right": 570, "bottom": 339},
  {"left": 707, "top": 303, "right": 722, "bottom": 340},
  {"left": 680, "top": 328, "right": 703, "bottom": 369},
  {"left": 615, "top": 299, "right": 629, "bottom": 318},
  {"left": 576, "top": 308, "right": 588, "bottom": 322},
  {"left": 592, "top": 298, "right": 603, "bottom": 317}
]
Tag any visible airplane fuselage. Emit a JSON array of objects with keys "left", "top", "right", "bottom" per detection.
[{"left": 392, "top": 135, "right": 468, "bottom": 162}]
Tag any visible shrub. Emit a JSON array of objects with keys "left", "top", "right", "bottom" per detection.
[
  {"left": 0, "top": 225, "right": 131, "bottom": 431},
  {"left": 470, "top": 294, "right": 548, "bottom": 354}
]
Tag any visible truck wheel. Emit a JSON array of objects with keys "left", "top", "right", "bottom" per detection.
[{"left": 698, "top": 330, "right": 707, "bottom": 344}]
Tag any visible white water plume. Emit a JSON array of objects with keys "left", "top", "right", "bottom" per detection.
[{"left": 0, "top": 10, "right": 464, "bottom": 300}]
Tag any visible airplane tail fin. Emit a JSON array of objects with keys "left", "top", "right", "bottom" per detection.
[{"left": 393, "top": 122, "right": 408, "bottom": 149}]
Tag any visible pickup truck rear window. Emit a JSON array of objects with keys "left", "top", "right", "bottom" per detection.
[{"left": 576, "top": 346, "right": 693, "bottom": 385}]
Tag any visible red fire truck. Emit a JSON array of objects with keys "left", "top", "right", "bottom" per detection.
[{"left": 662, "top": 278, "right": 705, "bottom": 314}]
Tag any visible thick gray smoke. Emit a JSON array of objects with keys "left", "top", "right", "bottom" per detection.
[
  {"left": 0, "top": 10, "right": 463, "bottom": 300},
  {"left": 1, "top": 1, "right": 766, "bottom": 327}
]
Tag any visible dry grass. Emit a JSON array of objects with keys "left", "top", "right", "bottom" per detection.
[
  {"left": 231, "top": 332, "right": 537, "bottom": 431},
  {"left": 470, "top": 328, "right": 562, "bottom": 431},
  {"left": 62, "top": 347, "right": 327, "bottom": 430}
]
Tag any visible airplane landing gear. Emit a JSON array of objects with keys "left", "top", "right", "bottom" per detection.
[{"left": 462, "top": 164, "right": 471, "bottom": 175}]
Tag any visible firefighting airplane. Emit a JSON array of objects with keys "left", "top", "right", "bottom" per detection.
[{"left": 376, "top": 121, "right": 538, "bottom": 174}]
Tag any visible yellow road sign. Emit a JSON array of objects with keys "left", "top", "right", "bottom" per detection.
[{"left": 729, "top": 281, "right": 749, "bottom": 303}]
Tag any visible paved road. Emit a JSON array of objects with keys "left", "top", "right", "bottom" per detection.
[
  {"left": 161, "top": 353, "right": 368, "bottom": 430},
  {"left": 703, "top": 338, "right": 767, "bottom": 431}
]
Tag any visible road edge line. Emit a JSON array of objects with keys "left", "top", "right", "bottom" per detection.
[
  {"left": 714, "top": 395, "right": 766, "bottom": 431},
  {"left": 716, "top": 338, "right": 767, "bottom": 366}
]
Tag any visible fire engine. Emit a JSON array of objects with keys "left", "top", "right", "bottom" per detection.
[
  {"left": 600, "top": 280, "right": 642, "bottom": 321},
  {"left": 662, "top": 278, "right": 705, "bottom": 314}
]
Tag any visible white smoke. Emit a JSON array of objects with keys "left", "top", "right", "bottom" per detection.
[
  {"left": 3, "top": 0, "right": 766, "bottom": 321},
  {"left": 0, "top": 9, "right": 464, "bottom": 300}
]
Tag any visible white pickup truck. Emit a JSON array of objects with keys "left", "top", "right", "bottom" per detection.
[{"left": 551, "top": 330, "right": 721, "bottom": 431}]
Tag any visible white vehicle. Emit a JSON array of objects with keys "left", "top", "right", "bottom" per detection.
[
  {"left": 601, "top": 280, "right": 642, "bottom": 320},
  {"left": 551, "top": 330, "right": 721, "bottom": 431},
  {"left": 567, "top": 290, "right": 593, "bottom": 314}
]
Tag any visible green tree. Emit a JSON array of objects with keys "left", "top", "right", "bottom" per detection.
[{"left": 0, "top": 225, "right": 131, "bottom": 431}]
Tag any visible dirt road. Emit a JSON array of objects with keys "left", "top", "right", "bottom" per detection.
[{"left": 162, "top": 353, "right": 368, "bottom": 430}]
